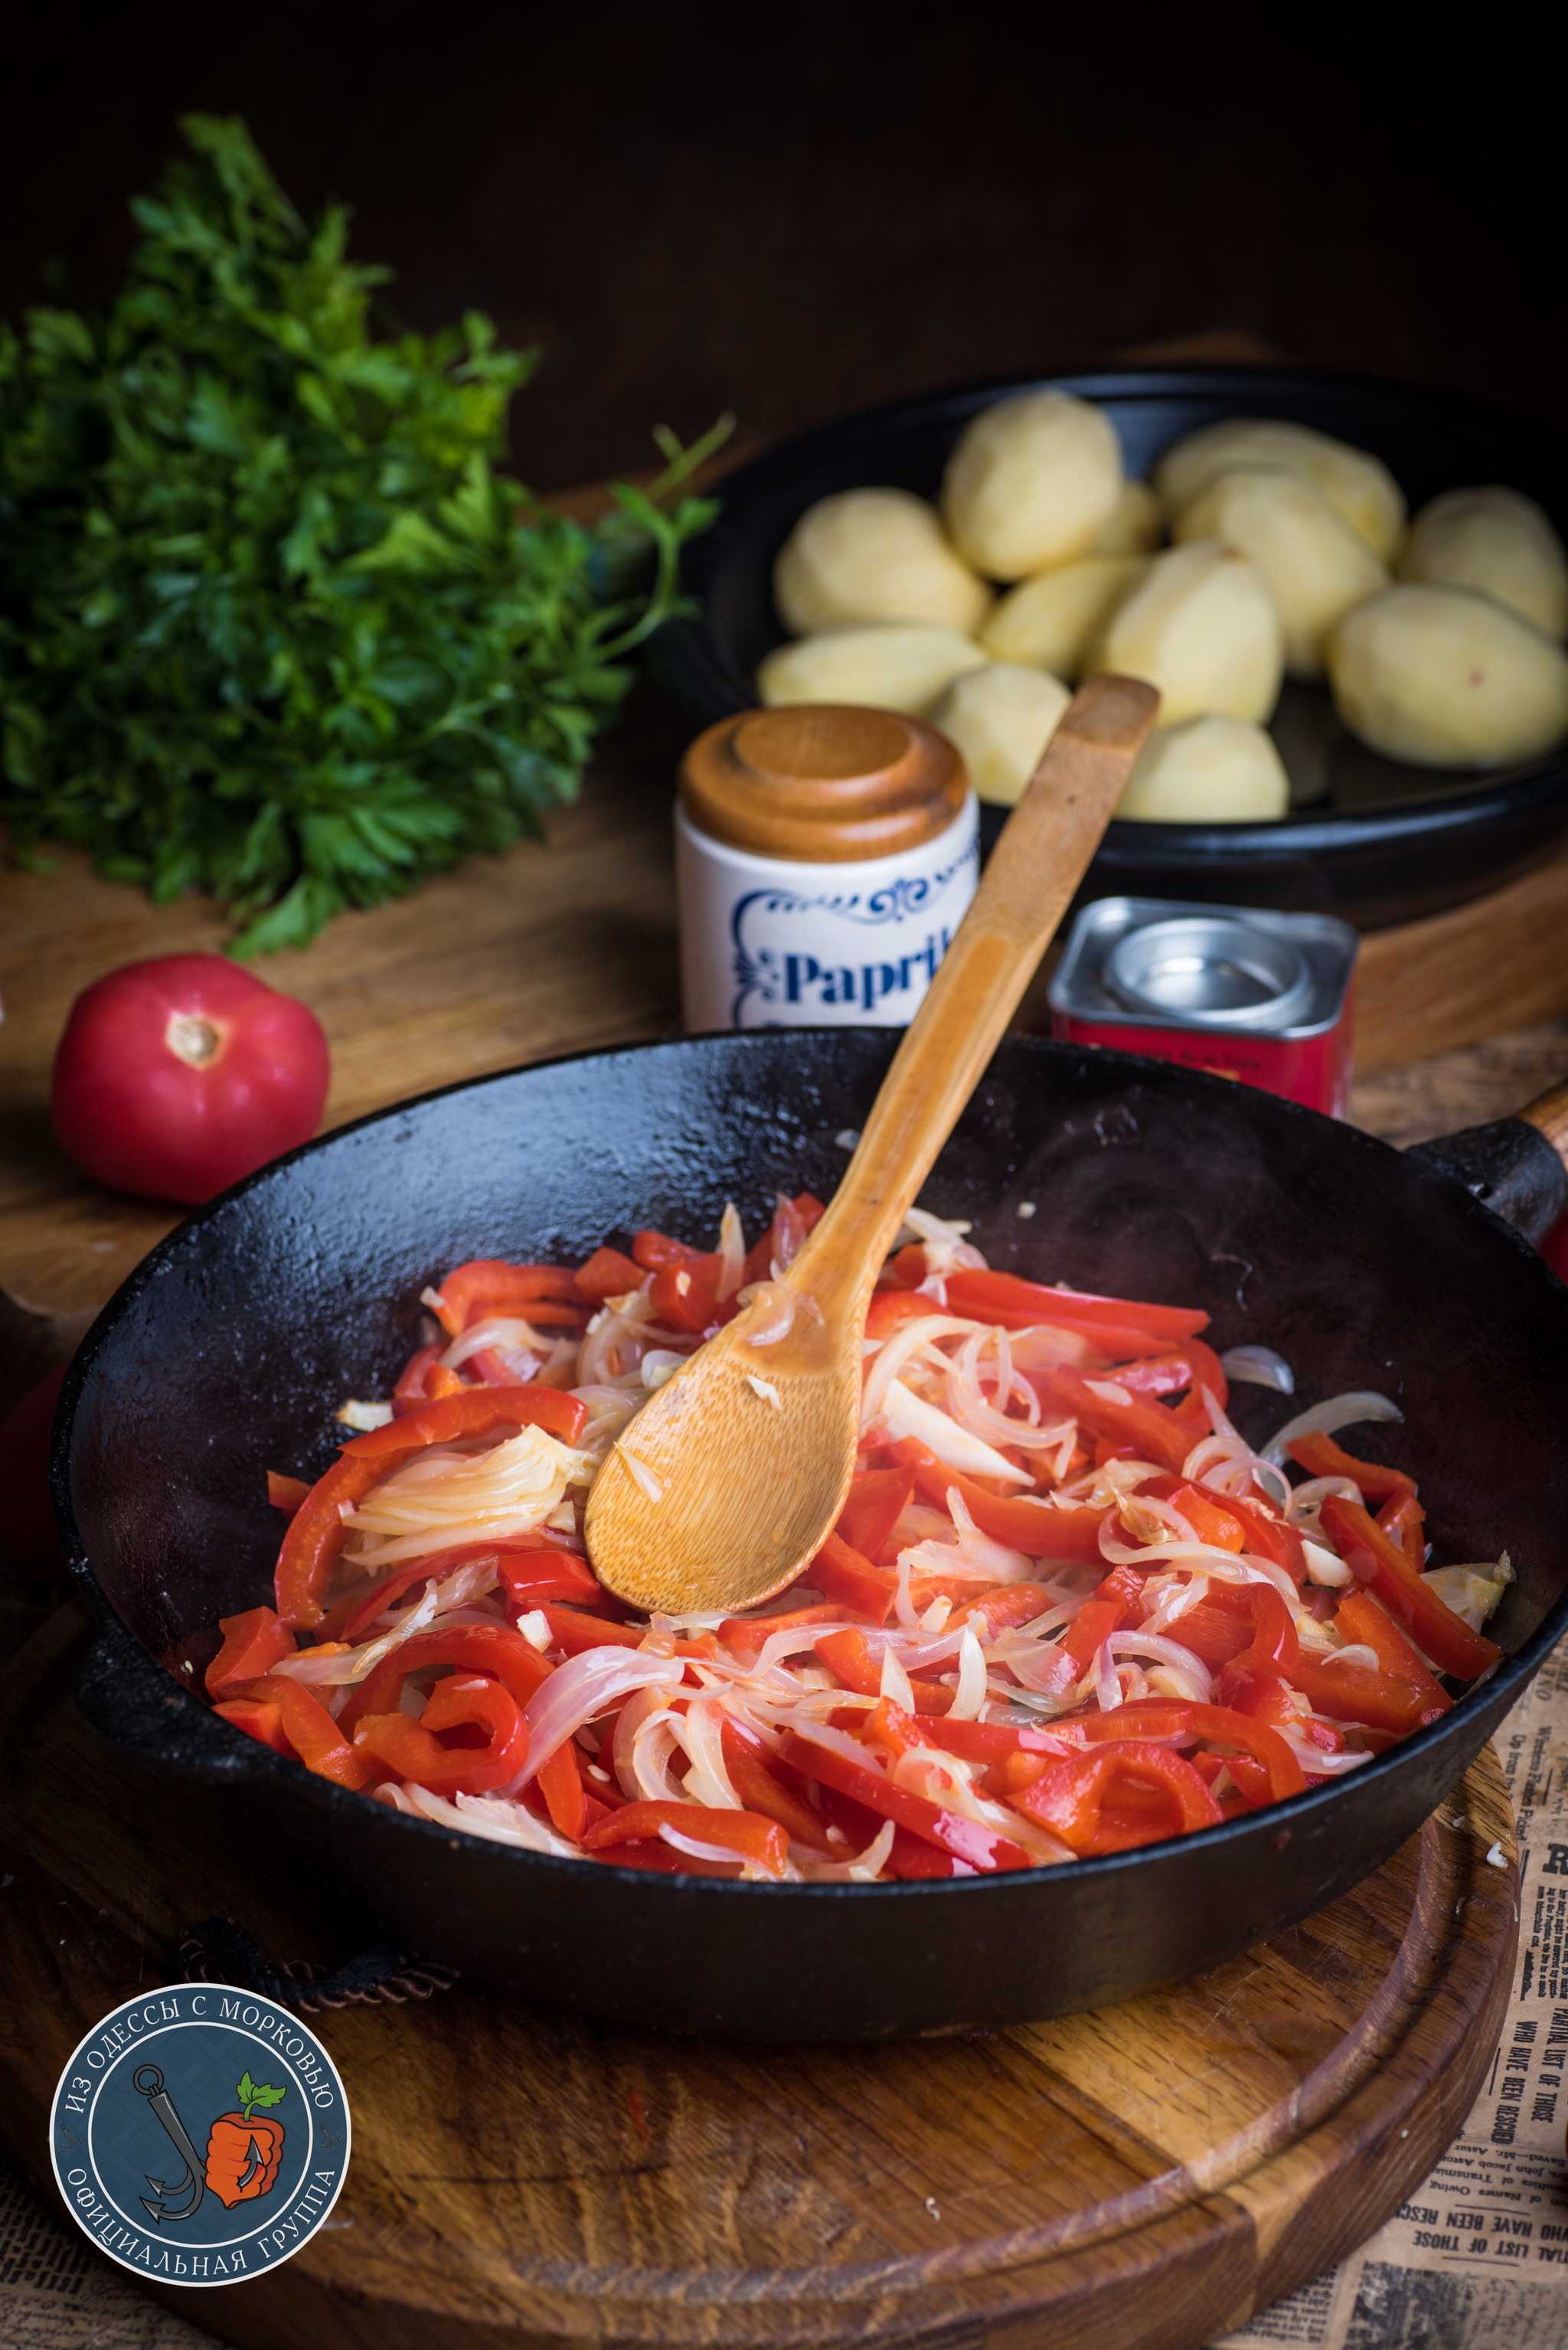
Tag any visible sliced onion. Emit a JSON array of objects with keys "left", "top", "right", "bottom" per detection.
[
  {"left": 522, "top": 1649, "right": 685, "bottom": 1783},
  {"left": 1106, "top": 1630, "right": 1211, "bottom": 1702},
  {"left": 714, "top": 1202, "right": 745, "bottom": 1301},
  {"left": 400, "top": 1785, "right": 583, "bottom": 1857},
  {"left": 1261, "top": 1391, "right": 1403, "bottom": 1469},
  {"left": 1220, "top": 1345, "right": 1295, "bottom": 1395},
  {"left": 880, "top": 1378, "right": 1031, "bottom": 1482},
  {"left": 947, "top": 1626, "right": 988, "bottom": 1720},
  {"left": 859, "top": 1316, "right": 982, "bottom": 1428}
]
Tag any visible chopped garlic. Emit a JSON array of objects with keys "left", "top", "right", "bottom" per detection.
[{"left": 336, "top": 1397, "right": 395, "bottom": 1432}]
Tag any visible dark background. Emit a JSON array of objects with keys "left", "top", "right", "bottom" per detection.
[{"left": 5, "top": 1, "right": 1561, "bottom": 489}]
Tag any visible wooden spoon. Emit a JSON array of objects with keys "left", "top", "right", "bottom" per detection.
[{"left": 585, "top": 673, "right": 1160, "bottom": 1616}]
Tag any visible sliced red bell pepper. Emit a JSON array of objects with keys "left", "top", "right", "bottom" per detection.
[
  {"left": 890, "top": 1436, "right": 1110, "bottom": 1560},
  {"left": 720, "top": 1719, "right": 836, "bottom": 1854},
  {"left": 863, "top": 1698, "right": 1063, "bottom": 1768},
  {"left": 1285, "top": 1430, "right": 1416, "bottom": 1504},
  {"left": 266, "top": 1471, "right": 311, "bottom": 1514},
  {"left": 1216, "top": 1584, "right": 1299, "bottom": 1712},
  {"left": 649, "top": 1254, "right": 737, "bottom": 1335},
  {"left": 392, "top": 1341, "right": 443, "bottom": 1414},
  {"left": 534, "top": 1605, "right": 713, "bottom": 1659},
  {"left": 338, "top": 1622, "right": 555, "bottom": 1736},
  {"left": 1031, "top": 1364, "right": 1196, "bottom": 1474},
  {"left": 810, "top": 1531, "right": 898, "bottom": 1625},
  {"left": 1052, "top": 1698, "right": 1308, "bottom": 1803},
  {"left": 1325, "top": 1587, "right": 1452, "bottom": 1724},
  {"left": 778, "top": 1728, "right": 1033, "bottom": 1871},
  {"left": 835, "top": 1465, "right": 916, "bottom": 1563},
  {"left": 1117, "top": 1342, "right": 1230, "bottom": 1413},
  {"left": 1377, "top": 1489, "right": 1427, "bottom": 1569},
  {"left": 275, "top": 1384, "right": 589, "bottom": 1629},
  {"left": 353, "top": 1672, "right": 529, "bottom": 1795},
  {"left": 879, "top": 1241, "right": 931, "bottom": 1292},
  {"left": 1012, "top": 1739, "right": 1223, "bottom": 1853},
  {"left": 211, "top": 1697, "right": 292, "bottom": 1756},
  {"left": 1289, "top": 1652, "right": 1442, "bottom": 1736},
  {"left": 1030, "top": 1564, "right": 1145, "bottom": 1698},
  {"left": 581, "top": 1800, "right": 790, "bottom": 1878},
  {"left": 632, "top": 1228, "right": 701, "bottom": 1271},
  {"left": 717, "top": 1603, "right": 847, "bottom": 1663},
  {"left": 1168, "top": 1482, "right": 1246, "bottom": 1552},
  {"left": 1224, "top": 1492, "right": 1307, "bottom": 1583},
  {"left": 534, "top": 1734, "right": 590, "bottom": 1837},
  {"left": 573, "top": 1246, "right": 646, "bottom": 1304},
  {"left": 815, "top": 1627, "right": 951, "bottom": 1712},
  {"left": 866, "top": 1291, "right": 944, "bottom": 1339},
  {"left": 426, "top": 1260, "right": 580, "bottom": 1338},
  {"left": 956, "top": 1581, "right": 1060, "bottom": 1638},
  {"left": 942, "top": 1270, "right": 1209, "bottom": 1355},
  {"left": 345, "top": 1383, "right": 587, "bottom": 1458},
  {"left": 496, "top": 1550, "right": 609, "bottom": 1614},
  {"left": 223, "top": 1673, "right": 381, "bottom": 1789},
  {"left": 1318, "top": 1493, "right": 1499, "bottom": 1680},
  {"left": 206, "top": 1605, "right": 296, "bottom": 1698}
]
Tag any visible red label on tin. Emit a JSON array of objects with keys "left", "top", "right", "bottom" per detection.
[{"left": 1053, "top": 982, "right": 1356, "bottom": 1117}]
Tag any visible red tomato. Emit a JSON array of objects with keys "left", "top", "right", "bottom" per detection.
[{"left": 51, "top": 955, "right": 330, "bottom": 1204}]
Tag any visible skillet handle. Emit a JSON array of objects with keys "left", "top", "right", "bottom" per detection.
[{"left": 1406, "top": 1077, "right": 1568, "bottom": 1245}]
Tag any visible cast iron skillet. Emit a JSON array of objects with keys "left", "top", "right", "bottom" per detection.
[
  {"left": 649, "top": 367, "right": 1568, "bottom": 928},
  {"left": 55, "top": 1031, "right": 1568, "bottom": 2041}
]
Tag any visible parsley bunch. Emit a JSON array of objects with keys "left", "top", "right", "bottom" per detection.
[{"left": 0, "top": 116, "right": 722, "bottom": 952}]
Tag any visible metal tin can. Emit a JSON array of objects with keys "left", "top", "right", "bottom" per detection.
[{"left": 1048, "top": 897, "right": 1360, "bottom": 1116}]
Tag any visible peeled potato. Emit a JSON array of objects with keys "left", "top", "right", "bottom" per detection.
[
  {"left": 978, "top": 555, "right": 1147, "bottom": 677},
  {"left": 1398, "top": 486, "right": 1568, "bottom": 642},
  {"left": 1116, "top": 714, "right": 1291, "bottom": 822},
  {"left": 927, "top": 662, "right": 1073, "bottom": 806},
  {"left": 774, "top": 488, "right": 993, "bottom": 636},
  {"left": 1174, "top": 466, "right": 1389, "bottom": 678},
  {"left": 1087, "top": 478, "right": 1163, "bottom": 556},
  {"left": 1084, "top": 540, "right": 1284, "bottom": 726},
  {"left": 1155, "top": 420, "right": 1406, "bottom": 561},
  {"left": 756, "top": 624, "right": 989, "bottom": 717},
  {"left": 942, "top": 390, "right": 1123, "bottom": 580},
  {"left": 1327, "top": 586, "right": 1568, "bottom": 767}
]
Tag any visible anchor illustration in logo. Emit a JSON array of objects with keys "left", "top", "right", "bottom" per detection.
[{"left": 133, "top": 2064, "right": 288, "bottom": 2223}]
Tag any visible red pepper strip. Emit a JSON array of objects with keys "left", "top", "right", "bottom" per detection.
[
  {"left": 1377, "top": 1489, "right": 1428, "bottom": 1569},
  {"left": 880, "top": 1242, "right": 930, "bottom": 1291},
  {"left": 1290, "top": 1652, "right": 1440, "bottom": 1736},
  {"left": 864, "top": 1698, "right": 1063, "bottom": 1767},
  {"left": 496, "top": 1551, "right": 612, "bottom": 1613},
  {"left": 598, "top": 1841, "right": 742, "bottom": 1878},
  {"left": 274, "top": 1386, "right": 587, "bottom": 1629},
  {"left": 345, "top": 1383, "right": 587, "bottom": 1458},
  {"left": 1223, "top": 1492, "right": 1307, "bottom": 1584},
  {"left": 632, "top": 1228, "right": 701, "bottom": 1270},
  {"left": 1216, "top": 1584, "right": 1299, "bottom": 1712},
  {"left": 224, "top": 1675, "right": 381, "bottom": 1789},
  {"left": 211, "top": 1698, "right": 292, "bottom": 1755},
  {"left": 581, "top": 1801, "right": 791, "bottom": 1877},
  {"left": 943, "top": 1269, "right": 1209, "bottom": 1349},
  {"left": 428, "top": 1260, "right": 580, "bottom": 1338},
  {"left": 1032, "top": 1365, "right": 1195, "bottom": 1475},
  {"left": 1168, "top": 1482, "right": 1246, "bottom": 1551},
  {"left": 1032, "top": 1564, "right": 1145, "bottom": 1698},
  {"left": 1013, "top": 1740, "right": 1223, "bottom": 1854},
  {"left": 206, "top": 1606, "right": 296, "bottom": 1698},
  {"left": 537, "top": 1605, "right": 713, "bottom": 1660},
  {"left": 354, "top": 1674, "right": 529, "bottom": 1796},
  {"left": 573, "top": 1246, "right": 645, "bottom": 1303},
  {"left": 1052, "top": 1698, "right": 1308, "bottom": 1803},
  {"left": 1331, "top": 1587, "right": 1452, "bottom": 1723},
  {"left": 338, "top": 1623, "right": 555, "bottom": 1737},
  {"left": 266, "top": 1471, "right": 311, "bottom": 1514},
  {"left": 956, "top": 1581, "right": 1061, "bottom": 1638},
  {"left": 866, "top": 1291, "right": 942, "bottom": 1339},
  {"left": 815, "top": 1627, "right": 952, "bottom": 1712},
  {"left": 717, "top": 1603, "right": 846, "bottom": 1663},
  {"left": 1285, "top": 1430, "right": 1416, "bottom": 1504},
  {"left": 720, "top": 1720, "right": 837, "bottom": 1854},
  {"left": 392, "top": 1342, "right": 443, "bottom": 1414},
  {"left": 811, "top": 1532, "right": 898, "bottom": 1625},
  {"left": 329, "top": 1543, "right": 599, "bottom": 1649},
  {"left": 836, "top": 1466, "right": 916, "bottom": 1564},
  {"left": 273, "top": 1456, "right": 387, "bottom": 1630},
  {"left": 1318, "top": 1493, "right": 1499, "bottom": 1680},
  {"left": 890, "top": 1436, "right": 1111, "bottom": 1561},
  {"left": 778, "top": 1728, "right": 1033, "bottom": 1872},
  {"left": 1117, "top": 1342, "right": 1230, "bottom": 1413},
  {"left": 1161, "top": 1601, "right": 1255, "bottom": 1669},
  {"left": 741, "top": 1193, "right": 827, "bottom": 1286},
  {"left": 649, "top": 1255, "right": 738, "bottom": 1335},
  {"left": 534, "top": 1736, "right": 590, "bottom": 1837}
]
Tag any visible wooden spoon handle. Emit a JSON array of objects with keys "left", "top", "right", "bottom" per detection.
[{"left": 791, "top": 673, "right": 1160, "bottom": 1314}]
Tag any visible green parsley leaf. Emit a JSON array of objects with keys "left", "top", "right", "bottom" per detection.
[{"left": 0, "top": 115, "right": 723, "bottom": 952}]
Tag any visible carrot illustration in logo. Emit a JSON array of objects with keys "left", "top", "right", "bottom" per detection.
[{"left": 204, "top": 2072, "right": 287, "bottom": 2208}]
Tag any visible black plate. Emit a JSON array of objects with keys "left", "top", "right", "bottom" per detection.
[
  {"left": 651, "top": 368, "right": 1568, "bottom": 929},
  {"left": 53, "top": 1031, "right": 1568, "bottom": 2039}
]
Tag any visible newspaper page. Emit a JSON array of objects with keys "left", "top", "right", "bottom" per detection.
[{"left": 1214, "top": 1639, "right": 1568, "bottom": 2350}]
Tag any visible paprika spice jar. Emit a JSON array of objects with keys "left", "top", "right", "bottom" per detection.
[{"left": 676, "top": 703, "right": 978, "bottom": 1030}]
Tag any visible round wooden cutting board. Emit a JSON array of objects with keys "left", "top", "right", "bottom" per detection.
[{"left": 0, "top": 1603, "right": 1518, "bottom": 2350}]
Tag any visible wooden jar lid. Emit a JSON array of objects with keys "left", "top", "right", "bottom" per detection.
[{"left": 679, "top": 704, "right": 969, "bottom": 864}]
